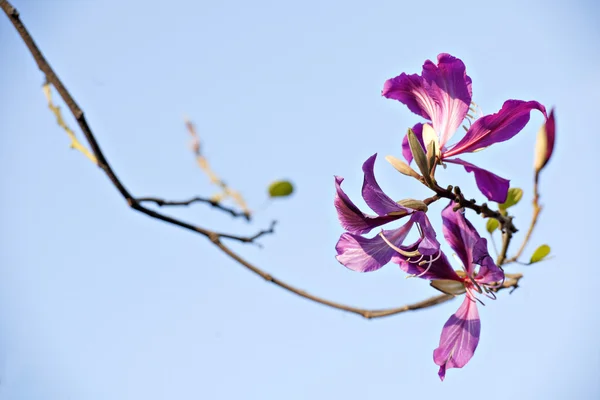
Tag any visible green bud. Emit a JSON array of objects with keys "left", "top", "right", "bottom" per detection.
[
  {"left": 530, "top": 244, "right": 551, "bottom": 264},
  {"left": 268, "top": 180, "right": 294, "bottom": 198}
]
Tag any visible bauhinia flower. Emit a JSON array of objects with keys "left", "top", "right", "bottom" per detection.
[
  {"left": 382, "top": 53, "right": 549, "bottom": 203},
  {"left": 391, "top": 202, "right": 504, "bottom": 380},
  {"left": 334, "top": 154, "right": 440, "bottom": 273},
  {"left": 534, "top": 108, "right": 556, "bottom": 173}
]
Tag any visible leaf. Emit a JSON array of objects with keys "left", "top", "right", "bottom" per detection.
[
  {"left": 268, "top": 180, "right": 294, "bottom": 198},
  {"left": 499, "top": 188, "right": 523, "bottom": 210},
  {"left": 530, "top": 244, "right": 551, "bottom": 263},
  {"left": 486, "top": 218, "right": 499, "bottom": 233}
]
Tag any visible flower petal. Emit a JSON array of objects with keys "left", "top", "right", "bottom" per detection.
[
  {"left": 334, "top": 176, "right": 400, "bottom": 234},
  {"left": 361, "top": 154, "right": 410, "bottom": 216},
  {"left": 472, "top": 238, "right": 504, "bottom": 284},
  {"left": 441, "top": 202, "right": 482, "bottom": 274},
  {"left": 383, "top": 54, "right": 472, "bottom": 148},
  {"left": 336, "top": 225, "right": 413, "bottom": 272},
  {"left": 412, "top": 211, "right": 440, "bottom": 256},
  {"left": 402, "top": 123, "right": 424, "bottom": 164},
  {"left": 445, "top": 158, "right": 510, "bottom": 203},
  {"left": 444, "top": 100, "right": 547, "bottom": 157},
  {"left": 392, "top": 244, "right": 459, "bottom": 280},
  {"left": 433, "top": 296, "right": 481, "bottom": 381}
]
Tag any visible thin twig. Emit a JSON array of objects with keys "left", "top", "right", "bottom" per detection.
[
  {"left": 42, "top": 83, "right": 98, "bottom": 164},
  {"left": 433, "top": 183, "right": 517, "bottom": 234},
  {"left": 211, "top": 235, "right": 522, "bottom": 319},
  {"left": 138, "top": 196, "right": 251, "bottom": 220},
  {"left": 185, "top": 119, "right": 251, "bottom": 218},
  {"left": 0, "top": 0, "right": 524, "bottom": 320},
  {"left": 505, "top": 173, "right": 542, "bottom": 264}
]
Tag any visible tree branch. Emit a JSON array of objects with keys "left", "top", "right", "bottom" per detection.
[
  {"left": 0, "top": 0, "right": 524, "bottom": 320},
  {"left": 505, "top": 173, "right": 542, "bottom": 264},
  {"left": 137, "top": 196, "right": 251, "bottom": 221}
]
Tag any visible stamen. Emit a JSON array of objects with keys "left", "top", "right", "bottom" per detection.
[
  {"left": 467, "top": 273, "right": 483, "bottom": 294},
  {"left": 414, "top": 250, "right": 442, "bottom": 278},
  {"left": 418, "top": 250, "right": 442, "bottom": 266},
  {"left": 411, "top": 254, "right": 425, "bottom": 264},
  {"left": 483, "top": 290, "right": 497, "bottom": 301},
  {"left": 416, "top": 223, "right": 423, "bottom": 238},
  {"left": 378, "top": 231, "right": 420, "bottom": 258},
  {"left": 466, "top": 289, "right": 485, "bottom": 306}
]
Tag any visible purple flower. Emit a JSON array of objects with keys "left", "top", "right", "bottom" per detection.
[
  {"left": 383, "top": 53, "right": 549, "bottom": 203},
  {"left": 335, "top": 154, "right": 440, "bottom": 272},
  {"left": 393, "top": 203, "right": 504, "bottom": 380}
]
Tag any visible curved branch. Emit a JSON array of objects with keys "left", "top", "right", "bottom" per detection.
[
  {"left": 137, "top": 196, "right": 251, "bottom": 221},
  {"left": 1, "top": 0, "right": 523, "bottom": 320}
]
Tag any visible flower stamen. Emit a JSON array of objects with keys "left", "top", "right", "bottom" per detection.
[{"left": 378, "top": 231, "right": 421, "bottom": 258}]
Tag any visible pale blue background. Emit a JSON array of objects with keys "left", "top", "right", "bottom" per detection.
[{"left": 1, "top": 0, "right": 599, "bottom": 399}]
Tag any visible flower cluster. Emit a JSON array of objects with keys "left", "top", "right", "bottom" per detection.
[{"left": 334, "top": 54, "right": 555, "bottom": 380}]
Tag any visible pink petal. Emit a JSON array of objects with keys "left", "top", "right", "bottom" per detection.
[
  {"left": 334, "top": 176, "right": 400, "bottom": 235},
  {"left": 444, "top": 100, "right": 547, "bottom": 157},
  {"left": 444, "top": 158, "right": 510, "bottom": 203},
  {"left": 433, "top": 296, "right": 480, "bottom": 381},
  {"left": 383, "top": 54, "right": 472, "bottom": 148},
  {"left": 336, "top": 225, "right": 413, "bottom": 272},
  {"left": 361, "top": 154, "right": 410, "bottom": 216}
]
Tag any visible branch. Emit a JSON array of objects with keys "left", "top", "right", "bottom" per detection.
[
  {"left": 210, "top": 235, "right": 523, "bottom": 319},
  {"left": 42, "top": 83, "right": 98, "bottom": 164},
  {"left": 185, "top": 119, "right": 251, "bottom": 218},
  {"left": 137, "top": 196, "right": 251, "bottom": 221},
  {"left": 505, "top": 173, "right": 542, "bottom": 264},
  {"left": 425, "top": 183, "right": 517, "bottom": 266},
  {"left": 1, "top": 0, "right": 526, "bottom": 320}
]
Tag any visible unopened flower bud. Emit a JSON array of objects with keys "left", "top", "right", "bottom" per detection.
[{"left": 534, "top": 109, "right": 555, "bottom": 173}]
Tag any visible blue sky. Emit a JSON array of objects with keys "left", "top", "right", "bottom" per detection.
[{"left": 1, "top": 0, "right": 599, "bottom": 398}]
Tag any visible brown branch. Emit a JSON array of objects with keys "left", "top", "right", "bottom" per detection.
[
  {"left": 185, "top": 119, "right": 251, "bottom": 217},
  {"left": 210, "top": 235, "right": 522, "bottom": 319},
  {"left": 137, "top": 196, "right": 251, "bottom": 221},
  {"left": 433, "top": 183, "right": 517, "bottom": 234},
  {"left": 505, "top": 173, "right": 542, "bottom": 264},
  {"left": 426, "top": 183, "right": 517, "bottom": 266},
  {"left": 0, "top": 0, "right": 524, "bottom": 320}
]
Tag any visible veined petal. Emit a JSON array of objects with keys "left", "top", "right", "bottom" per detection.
[
  {"left": 361, "top": 154, "right": 411, "bottom": 216},
  {"left": 441, "top": 202, "right": 481, "bottom": 273},
  {"left": 444, "top": 100, "right": 547, "bottom": 157},
  {"left": 392, "top": 242, "right": 460, "bottom": 281},
  {"left": 473, "top": 238, "right": 504, "bottom": 284},
  {"left": 334, "top": 176, "right": 400, "bottom": 234},
  {"left": 433, "top": 296, "right": 481, "bottom": 381},
  {"left": 445, "top": 158, "right": 510, "bottom": 203},
  {"left": 383, "top": 54, "right": 472, "bottom": 148},
  {"left": 402, "top": 123, "right": 424, "bottom": 164},
  {"left": 336, "top": 225, "right": 413, "bottom": 272},
  {"left": 412, "top": 212, "right": 440, "bottom": 256}
]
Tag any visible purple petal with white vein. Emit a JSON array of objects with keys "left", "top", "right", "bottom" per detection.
[
  {"left": 445, "top": 158, "right": 510, "bottom": 203},
  {"left": 334, "top": 176, "right": 401, "bottom": 235},
  {"left": 444, "top": 100, "right": 546, "bottom": 157},
  {"left": 383, "top": 54, "right": 472, "bottom": 148},
  {"left": 361, "top": 154, "right": 410, "bottom": 216},
  {"left": 433, "top": 296, "right": 480, "bottom": 381},
  {"left": 336, "top": 224, "right": 413, "bottom": 272}
]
